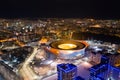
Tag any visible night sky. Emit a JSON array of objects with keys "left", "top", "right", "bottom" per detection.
[{"left": 0, "top": 0, "right": 120, "bottom": 19}]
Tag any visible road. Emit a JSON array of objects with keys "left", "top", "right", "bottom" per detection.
[
  {"left": 0, "top": 37, "right": 25, "bottom": 47},
  {"left": 19, "top": 47, "right": 39, "bottom": 80},
  {"left": 43, "top": 61, "right": 93, "bottom": 80},
  {"left": 19, "top": 47, "right": 93, "bottom": 80},
  {"left": 77, "top": 62, "right": 93, "bottom": 80}
]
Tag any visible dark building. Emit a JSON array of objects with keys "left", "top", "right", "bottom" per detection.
[
  {"left": 57, "top": 63, "right": 77, "bottom": 80},
  {"left": 75, "top": 76, "right": 85, "bottom": 80}
]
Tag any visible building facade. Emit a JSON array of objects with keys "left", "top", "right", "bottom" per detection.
[{"left": 57, "top": 63, "right": 77, "bottom": 80}]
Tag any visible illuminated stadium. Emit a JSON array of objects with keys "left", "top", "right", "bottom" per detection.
[
  {"left": 47, "top": 40, "right": 89, "bottom": 59},
  {"left": 29, "top": 40, "right": 89, "bottom": 80}
]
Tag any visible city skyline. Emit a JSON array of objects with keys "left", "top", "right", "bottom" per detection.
[
  {"left": 0, "top": 18, "right": 120, "bottom": 80},
  {"left": 0, "top": 1, "right": 120, "bottom": 79}
]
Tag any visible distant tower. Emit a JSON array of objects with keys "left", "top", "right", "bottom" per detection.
[{"left": 57, "top": 63, "right": 77, "bottom": 80}]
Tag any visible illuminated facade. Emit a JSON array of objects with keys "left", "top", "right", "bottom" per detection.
[
  {"left": 110, "top": 66, "right": 120, "bottom": 80},
  {"left": 57, "top": 63, "right": 77, "bottom": 80},
  {"left": 47, "top": 40, "right": 88, "bottom": 59},
  {"left": 89, "top": 56, "right": 109, "bottom": 80}
]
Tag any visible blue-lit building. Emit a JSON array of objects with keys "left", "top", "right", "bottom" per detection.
[
  {"left": 108, "top": 66, "right": 120, "bottom": 80},
  {"left": 100, "top": 55, "right": 109, "bottom": 64},
  {"left": 89, "top": 56, "right": 109, "bottom": 80},
  {"left": 89, "top": 54, "right": 120, "bottom": 80},
  {"left": 90, "top": 63, "right": 108, "bottom": 80},
  {"left": 57, "top": 63, "right": 77, "bottom": 80}
]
